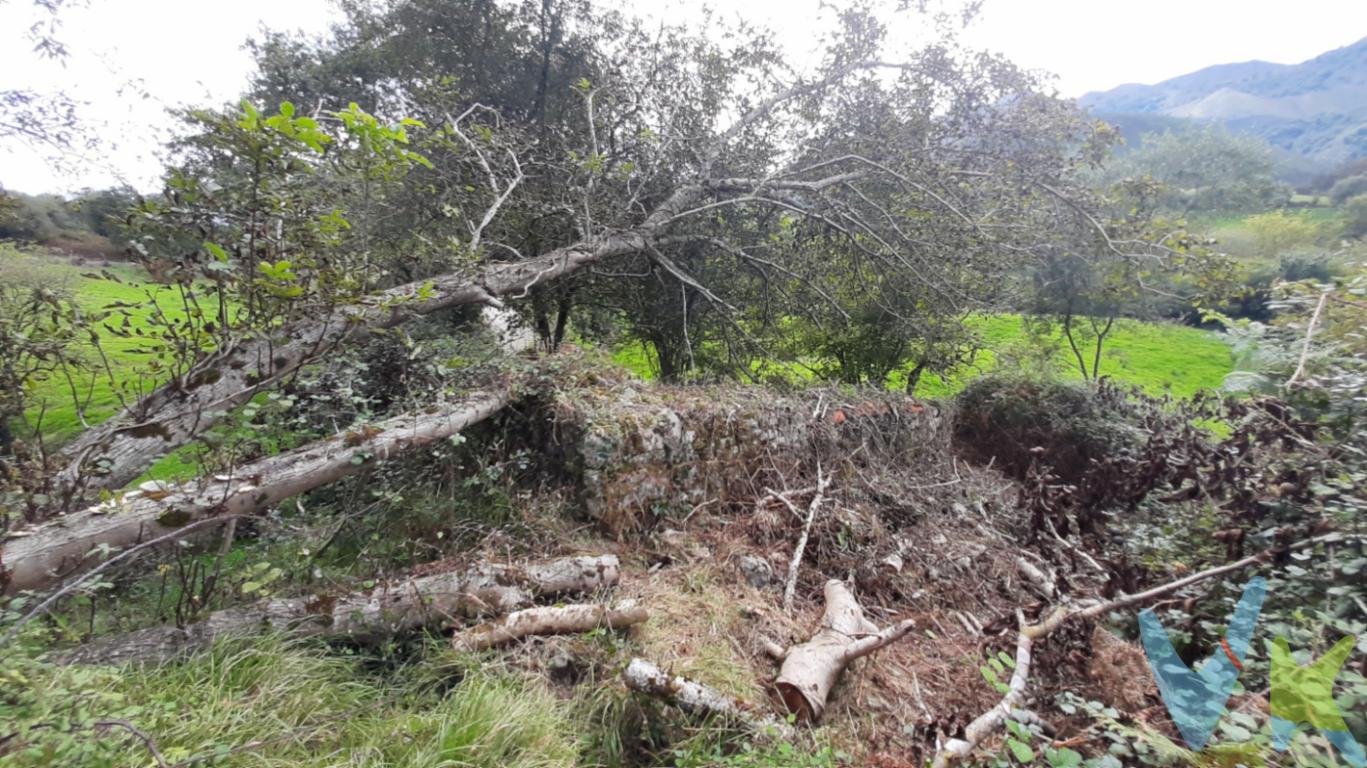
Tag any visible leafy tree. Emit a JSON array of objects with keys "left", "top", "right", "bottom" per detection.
[
  {"left": 42, "top": 0, "right": 1201, "bottom": 499},
  {"left": 1026, "top": 178, "right": 1230, "bottom": 381},
  {"left": 1097, "top": 125, "right": 1288, "bottom": 212},
  {"left": 69, "top": 187, "right": 137, "bottom": 245},
  {"left": 0, "top": 188, "right": 136, "bottom": 247},
  {"left": 0, "top": 191, "right": 79, "bottom": 242},
  {"left": 1345, "top": 194, "right": 1367, "bottom": 239},
  {"left": 1244, "top": 209, "right": 1325, "bottom": 259},
  {"left": 1327, "top": 173, "right": 1367, "bottom": 204},
  {"left": 122, "top": 100, "right": 435, "bottom": 382}
]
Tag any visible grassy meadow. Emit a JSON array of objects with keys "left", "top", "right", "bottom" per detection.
[
  {"left": 613, "top": 313, "right": 1234, "bottom": 400},
  {"left": 1, "top": 245, "right": 200, "bottom": 481}
]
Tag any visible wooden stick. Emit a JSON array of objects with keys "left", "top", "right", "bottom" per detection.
[
  {"left": 1286, "top": 290, "right": 1329, "bottom": 388},
  {"left": 783, "top": 467, "right": 830, "bottom": 613}
]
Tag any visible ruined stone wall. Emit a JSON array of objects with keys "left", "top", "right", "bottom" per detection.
[{"left": 544, "top": 381, "right": 945, "bottom": 536}]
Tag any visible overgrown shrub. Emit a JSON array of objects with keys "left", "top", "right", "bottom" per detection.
[
  {"left": 953, "top": 375, "right": 1144, "bottom": 484},
  {"left": 1329, "top": 173, "right": 1367, "bottom": 203}
]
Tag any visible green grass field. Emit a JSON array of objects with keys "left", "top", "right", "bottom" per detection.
[
  {"left": 2, "top": 245, "right": 200, "bottom": 481},
  {"left": 917, "top": 314, "right": 1233, "bottom": 398},
  {"left": 613, "top": 313, "right": 1234, "bottom": 400}
]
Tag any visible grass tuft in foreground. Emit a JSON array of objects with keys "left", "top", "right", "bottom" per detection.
[{"left": 1, "top": 635, "right": 578, "bottom": 767}]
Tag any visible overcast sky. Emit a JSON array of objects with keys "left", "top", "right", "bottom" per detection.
[{"left": 3, "top": 0, "right": 1365, "bottom": 194}]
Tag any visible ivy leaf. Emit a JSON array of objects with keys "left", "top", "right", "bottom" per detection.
[{"left": 1007, "top": 737, "right": 1036, "bottom": 763}]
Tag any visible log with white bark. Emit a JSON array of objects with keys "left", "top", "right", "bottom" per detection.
[
  {"left": 2, "top": 386, "right": 514, "bottom": 596},
  {"left": 451, "top": 602, "right": 649, "bottom": 651},
  {"left": 49, "top": 242, "right": 625, "bottom": 505},
  {"left": 775, "top": 579, "right": 916, "bottom": 722},
  {"left": 64, "top": 555, "right": 619, "bottom": 664},
  {"left": 48, "top": 122, "right": 755, "bottom": 508},
  {"left": 623, "top": 657, "right": 795, "bottom": 740}
]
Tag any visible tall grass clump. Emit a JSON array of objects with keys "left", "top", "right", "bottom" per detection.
[{"left": 1, "top": 635, "right": 579, "bottom": 767}]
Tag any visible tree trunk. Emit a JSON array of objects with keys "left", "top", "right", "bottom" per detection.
[
  {"left": 551, "top": 289, "right": 573, "bottom": 348},
  {"left": 451, "top": 602, "right": 648, "bottom": 651},
  {"left": 48, "top": 244, "right": 598, "bottom": 506},
  {"left": 64, "top": 555, "right": 620, "bottom": 664},
  {"left": 774, "top": 580, "right": 916, "bottom": 722},
  {"left": 48, "top": 184, "right": 714, "bottom": 511},
  {"left": 3, "top": 386, "right": 516, "bottom": 596},
  {"left": 904, "top": 360, "right": 927, "bottom": 395}
]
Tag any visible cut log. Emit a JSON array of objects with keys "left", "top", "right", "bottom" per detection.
[
  {"left": 774, "top": 580, "right": 916, "bottom": 722},
  {"left": 623, "top": 657, "right": 795, "bottom": 740},
  {"left": 2, "top": 387, "right": 514, "bottom": 596},
  {"left": 64, "top": 555, "right": 619, "bottom": 664},
  {"left": 451, "top": 602, "right": 648, "bottom": 651}
]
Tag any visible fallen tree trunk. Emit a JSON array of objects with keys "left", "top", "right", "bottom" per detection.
[
  {"left": 48, "top": 173, "right": 717, "bottom": 509},
  {"left": 3, "top": 386, "right": 515, "bottom": 596},
  {"left": 451, "top": 602, "right": 648, "bottom": 651},
  {"left": 49, "top": 244, "right": 607, "bottom": 504},
  {"left": 64, "top": 555, "right": 620, "bottom": 664},
  {"left": 775, "top": 580, "right": 916, "bottom": 722},
  {"left": 623, "top": 657, "right": 795, "bottom": 740}
]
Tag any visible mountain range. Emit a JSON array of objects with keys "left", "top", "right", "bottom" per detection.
[{"left": 1080, "top": 36, "right": 1367, "bottom": 169}]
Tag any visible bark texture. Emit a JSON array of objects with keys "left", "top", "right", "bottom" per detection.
[
  {"left": 450, "top": 602, "right": 648, "bottom": 651},
  {"left": 3, "top": 387, "right": 514, "bottom": 595},
  {"left": 774, "top": 580, "right": 916, "bottom": 722},
  {"left": 64, "top": 555, "right": 620, "bottom": 664}
]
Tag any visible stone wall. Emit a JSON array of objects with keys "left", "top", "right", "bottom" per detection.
[{"left": 544, "top": 381, "right": 945, "bottom": 536}]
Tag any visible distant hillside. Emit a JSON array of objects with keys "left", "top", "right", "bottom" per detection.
[{"left": 1081, "top": 36, "right": 1367, "bottom": 167}]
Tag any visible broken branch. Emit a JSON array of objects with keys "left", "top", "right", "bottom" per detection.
[
  {"left": 623, "top": 657, "right": 795, "bottom": 740},
  {"left": 931, "top": 534, "right": 1351, "bottom": 766},
  {"left": 782, "top": 467, "right": 830, "bottom": 613},
  {"left": 775, "top": 579, "right": 915, "bottom": 722}
]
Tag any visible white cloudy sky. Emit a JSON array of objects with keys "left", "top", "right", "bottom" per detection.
[{"left": 2, "top": 0, "right": 1365, "bottom": 194}]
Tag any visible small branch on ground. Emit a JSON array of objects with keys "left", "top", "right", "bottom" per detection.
[
  {"left": 623, "top": 657, "right": 795, "bottom": 740},
  {"left": 930, "top": 533, "right": 1352, "bottom": 766},
  {"left": 783, "top": 466, "right": 830, "bottom": 613}
]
